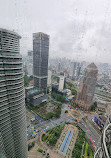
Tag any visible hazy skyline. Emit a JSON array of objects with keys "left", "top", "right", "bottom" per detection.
[{"left": 0, "top": 0, "right": 111, "bottom": 63}]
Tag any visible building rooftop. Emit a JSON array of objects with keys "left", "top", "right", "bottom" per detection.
[
  {"left": 87, "top": 63, "right": 98, "bottom": 69},
  {"left": 0, "top": 28, "right": 21, "bottom": 38}
]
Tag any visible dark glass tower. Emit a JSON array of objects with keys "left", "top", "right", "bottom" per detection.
[
  {"left": 33, "top": 32, "right": 49, "bottom": 91},
  {"left": 0, "top": 28, "right": 27, "bottom": 158}
]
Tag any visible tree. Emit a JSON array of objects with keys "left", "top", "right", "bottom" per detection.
[
  {"left": 46, "top": 112, "right": 54, "bottom": 119},
  {"left": 91, "top": 101, "right": 97, "bottom": 111},
  {"left": 29, "top": 75, "right": 33, "bottom": 81},
  {"left": 37, "top": 148, "right": 43, "bottom": 153},
  {"left": 49, "top": 136, "right": 57, "bottom": 145},
  {"left": 47, "top": 88, "right": 49, "bottom": 94},
  {"left": 24, "top": 75, "right": 29, "bottom": 87},
  {"left": 65, "top": 110, "right": 68, "bottom": 113},
  {"left": 71, "top": 88, "right": 77, "bottom": 95}
]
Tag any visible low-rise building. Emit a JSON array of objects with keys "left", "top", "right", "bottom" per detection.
[{"left": 25, "top": 86, "right": 48, "bottom": 106}]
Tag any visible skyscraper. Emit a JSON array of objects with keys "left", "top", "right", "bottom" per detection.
[
  {"left": 0, "top": 29, "right": 27, "bottom": 158},
  {"left": 70, "top": 62, "right": 80, "bottom": 80},
  {"left": 58, "top": 75, "right": 65, "bottom": 91},
  {"left": 26, "top": 50, "right": 33, "bottom": 76},
  {"left": 33, "top": 32, "right": 49, "bottom": 91},
  {"left": 76, "top": 63, "right": 98, "bottom": 110}
]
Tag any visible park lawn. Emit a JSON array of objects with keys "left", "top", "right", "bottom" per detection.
[
  {"left": 83, "top": 140, "right": 93, "bottom": 158},
  {"left": 72, "top": 128, "right": 85, "bottom": 158},
  {"left": 42, "top": 124, "right": 64, "bottom": 146},
  {"left": 84, "top": 142, "right": 88, "bottom": 156}
]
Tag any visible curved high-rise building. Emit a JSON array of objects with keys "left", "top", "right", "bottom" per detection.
[{"left": 0, "top": 29, "right": 27, "bottom": 158}]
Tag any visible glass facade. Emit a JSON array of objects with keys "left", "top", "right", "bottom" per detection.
[{"left": 33, "top": 32, "right": 49, "bottom": 91}]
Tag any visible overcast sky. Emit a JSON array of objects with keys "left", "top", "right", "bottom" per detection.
[{"left": 0, "top": 0, "right": 111, "bottom": 63}]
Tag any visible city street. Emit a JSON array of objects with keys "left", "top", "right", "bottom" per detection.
[
  {"left": 78, "top": 117, "right": 101, "bottom": 149},
  {"left": 26, "top": 103, "right": 101, "bottom": 150}
]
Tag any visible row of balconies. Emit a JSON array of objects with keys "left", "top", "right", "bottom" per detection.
[
  {"left": 1, "top": 32, "right": 19, "bottom": 39},
  {"left": 8, "top": 89, "right": 24, "bottom": 98},
  {"left": 7, "top": 87, "right": 23, "bottom": 95},
  {"left": 0, "top": 87, "right": 7, "bottom": 93},
  {"left": 0, "top": 102, "right": 8, "bottom": 108},
  {"left": 9, "top": 99, "right": 24, "bottom": 110},
  {"left": 3, "top": 66, "right": 22, "bottom": 70},
  {"left": 0, "top": 96, "right": 8, "bottom": 103},
  {"left": 0, "top": 70, "right": 22, "bottom": 75},
  {"left": 1, "top": 54, "right": 22, "bottom": 58},
  {"left": 2, "top": 39, "right": 19, "bottom": 45},
  {"left": 2, "top": 47, "right": 19, "bottom": 52},
  {"left": 6, "top": 78, "right": 23, "bottom": 86},
  {"left": 5, "top": 74, "right": 23, "bottom": 79},
  {"left": 9, "top": 95, "right": 24, "bottom": 104},
  {"left": 6, "top": 82, "right": 23, "bottom": 90},
  {"left": 10, "top": 108, "right": 26, "bottom": 122}
]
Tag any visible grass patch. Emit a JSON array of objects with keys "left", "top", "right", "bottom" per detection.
[
  {"left": 82, "top": 140, "right": 93, "bottom": 158},
  {"left": 42, "top": 124, "right": 64, "bottom": 146},
  {"left": 26, "top": 100, "right": 62, "bottom": 120},
  {"left": 72, "top": 129, "right": 85, "bottom": 158}
]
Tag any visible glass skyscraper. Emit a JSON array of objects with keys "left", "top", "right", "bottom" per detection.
[
  {"left": 33, "top": 32, "right": 49, "bottom": 91},
  {"left": 0, "top": 29, "right": 27, "bottom": 158}
]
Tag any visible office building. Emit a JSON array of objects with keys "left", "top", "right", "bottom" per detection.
[
  {"left": 0, "top": 29, "right": 27, "bottom": 158},
  {"left": 25, "top": 86, "right": 48, "bottom": 106},
  {"left": 76, "top": 63, "right": 98, "bottom": 110},
  {"left": 47, "top": 70, "right": 52, "bottom": 86},
  {"left": 33, "top": 32, "right": 49, "bottom": 91},
  {"left": 58, "top": 75, "right": 65, "bottom": 91}
]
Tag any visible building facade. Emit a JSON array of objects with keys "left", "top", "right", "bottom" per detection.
[
  {"left": 25, "top": 86, "right": 48, "bottom": 107},
  {"left": 26, "top": 51, "right": 33, "bottom": 76},
  {"left": 58, "top": 75, "right": 65, "bottom": 91},
  {"left": 76, "top": 63, "right": 98, "bottom": 110},
  {"left": 0, "top": 29, "right": 27, "bottom": 158},
  {"left": 69, "top": 62, "right": 80, "bottom": 80},
  {"left": 33, "top": 32, "right": 49, "bottom": 91},
  {"left": 47, "top": 70, "right": 52, "bottom": 87}
]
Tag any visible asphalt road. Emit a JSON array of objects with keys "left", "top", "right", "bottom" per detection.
[{"left": 78, "top": 117, "right": 101, "bottom": 149}]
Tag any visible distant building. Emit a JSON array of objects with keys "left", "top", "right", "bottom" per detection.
[
  {"left": 58, "top": 75, "right": 65, "bottom": 91},
  {"left": 96, "top": 103, "right": 110, "bottom": 115},
  {"left": 70, "top": 62, "right": 80, "bottom": 80},
  {"left": 47, "top": 70, "right": 52, "bottom": 86},
  {"left": 27, "top": 50, "right": 33, "bottom": 63},
  {"left": 33, "top": 32, "right": 49, "bottom": 92},
  {"left": 57, "top": 62, "right": 61, "bottom": 72},
  {"left": 76, "top": 63, "right": 98, "bottom": 110},
  {"left": 26, "top": 50, "right": 33, "bottom": 76}
]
